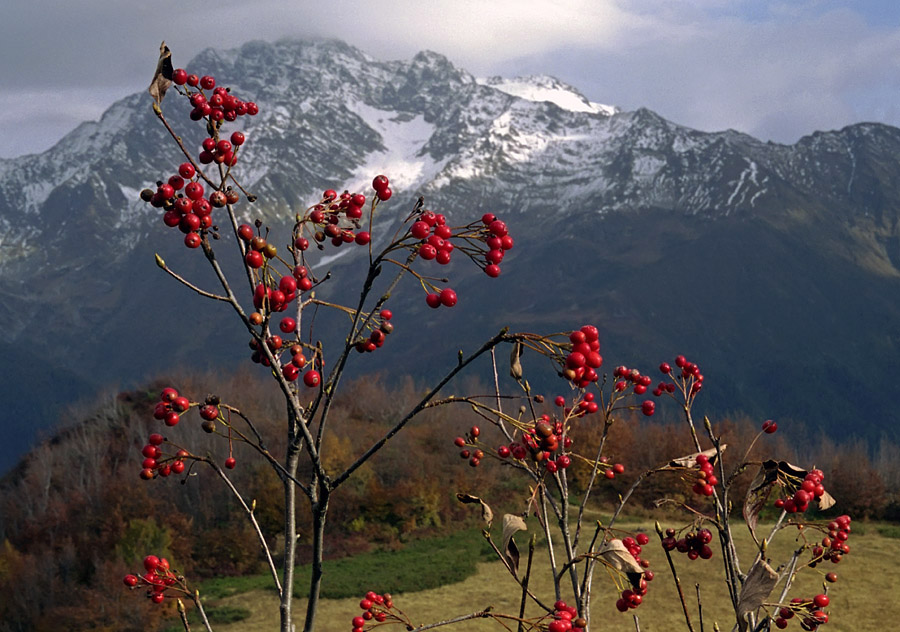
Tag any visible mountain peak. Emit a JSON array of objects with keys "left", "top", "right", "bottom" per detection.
[{"left": 477, "top": 74, "right": 617, "bottom": 116}]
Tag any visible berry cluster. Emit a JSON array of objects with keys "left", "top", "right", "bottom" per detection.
[
  {"left": 123, "top": 555, "right": 179, "bottom": 604},
  {"left": 661, "top": 527, "right": 714, "bottom": 560},
  {"left": 656, "top": 355, "right": 703, "bottom": 396},
  {"left": 553, "top": 392, "right": 599, "bottom": 417},
  {"left": 614, "top": 535, "right": 653, "bottom": 612},
  {"left": 774, "top": 469, "right": 827, "bottom": 514},
  {"left": 414, "top": 211, "right": 513, "bottom": 308},
  {"left": 546, "top": 600, "right": 586, "bottom": 631},
  {"left": 612, "top": 365, "right": 656, "bottom": 416},
  {"left": 454, "top": 425, "right": 485, "bottom": 467},
  {"left": 563, "top": 326, "right": 603, "bottom": 387},
  {"left": 350, "top": 591, "right": 396, "bottom": 631},
  {"left": 354, "top": 309, "right": 394, "bottom": 353},
  {"left": 152, "top": 387, "right": 189, "bottom": 427},
  {"left": 141, "top": 69, "right": 258, "bottom": 249},
  {"left": 172, "top": 70, "right": 259, "bottom": 122},
  {"left": 141, "top": 167, "right": 241, "bottom": 249},
  {"left": 138, "top": 432, "right": 189, "bottom": 480},
  {"left": 811, "top": 515, "right": 852, "bottom": 566},
  {"left": 774, "top": 594, "right": 831, "bottom": 630},
  {"left": 691, "top": 453, "right": 718, "bottom": 497},
  {"left": 299, "top": 181, "right": 384, "bottom": 252}
]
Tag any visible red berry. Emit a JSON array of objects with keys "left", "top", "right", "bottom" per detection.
[
  {"left": 143, "top": 555, "right": 160, "bottom": 572},
  {"left": 372, "top": 175, "right": 389, "bottom": 191},
  {"left": 231, "top": 131, "right": 245, "bottom": 146},
  {"left": 376, "top": 187, "right": 392, "bottom": 201},
  {"left": 199, "top": 75, "right": 215, "bottom": 90},
  {"left": 641, "top": 400, "right": 655, "bottom": 416},
  {"left": 439, "top": 288, "right": 458, "bottom": 307},
  {"left": 225, "top": 457, "right": 236, "bottom": 469},
  {"left": 280, "top": 317, "right": 297, "bottom": 333},
  {"left": 425, "top": 293, "right": 441, "bottom": 308},
  {"left": 762, "top": 419, "right": 778, "bottom": 434},
  {"left": 303, "top": 370, "right": 321, "bottom": 388}
]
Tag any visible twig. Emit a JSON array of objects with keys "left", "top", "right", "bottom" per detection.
[
  {"left": 697, "top": 583, "right": 705, "bottom": 632},
  {"left": 408, "top": 609, "right": 493, "bottom": 631},
  {"left": 656, "top": 522, "right": 696, "bottom": 632},
  {"left": 208, "top": 459, "right": 283, "bottom": 597},
  {"left": 191, "top": 590, "right": 214, "bottom": 632},
  {"left": 155, "top": 256, "right": 229, "bottom": 301},
  {"left": 517, "top": 536, "right": 536, "bottom": 632},
  {"left": 177, "top": 599, "right": 192, "bottom": 631}
]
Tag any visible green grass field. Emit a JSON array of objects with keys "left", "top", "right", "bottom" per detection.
[{"left": 177, "top": 521, "right": 898, "bottom": 632}]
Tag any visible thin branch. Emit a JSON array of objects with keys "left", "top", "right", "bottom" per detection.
[
  {"left": 156, "top": 257, "right": 230, "bottom": 301},
  {"left": 518, "top": 536, "right": 536, "bottom": 632},
  {"left": 207, "top": 459, "right": 283, "bottom": 598},
  {"left": 408, "top": 609, "right": 493, "bottom": 632},
  {"left": 656, "top": 523, "right": 696, "bottom": 632},
  {"left": 332, "top": 329, "right": 512, "bottom": 488},
  {"left": 190, "top": 590, "right": 215, "bottom": 632}
]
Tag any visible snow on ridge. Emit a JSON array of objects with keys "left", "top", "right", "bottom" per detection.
[
  {"left": 340, "top": 100, "right": 446, "bottom": 193},
  {"left": 478, "top": 75, "right": 617, "bottom": 116}
]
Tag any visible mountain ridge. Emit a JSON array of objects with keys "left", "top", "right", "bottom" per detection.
[{"left": 1, "top": 37, "right": 899, "bottom": 474}]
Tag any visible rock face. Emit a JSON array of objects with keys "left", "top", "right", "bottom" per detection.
[{"left": 2, "top": 38, "right": 899, "bottom": 473}]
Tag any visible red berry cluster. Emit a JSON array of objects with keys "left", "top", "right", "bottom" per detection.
[
  {"left": 774, "top": 594, "right": 830, "bottom": 630},
  {"left": 773, "top": 469, "right": 827, "bottom": 513},
  {"left": 478, "top": 213, "right": 514, "bottom": 278},
  {"left": 152, "top": 387, "right": 189, "bottom": 427},
  {"left": 354, "top": 309, "right": 394, "bottom": 353},
  {"left": 123, "top": 555, "right": 179, "bottom": 604},
  {"left": 546, "top": 600, "right": 586, "bottom": 631},
  {"left": 138, "top": 432, "right": 189, "bottom": 480},
  {"left": 171, "top": 70, "right": 259, "bottom": 123},
  {"left": 142, "top": 69, "right": 257, "bottom": 249},
  {"left": 811, "top": 515, "right": 852, "bottom": 566},
  {"left": 691, "top": 453, "right": 718, "bottom": 497},
  {"left": 247, "top": 334, "right": 317, "bottom": 387},
  {"left": 612, "top": 365, "right": 656, "bottom": 416},
  {"left": 657, "top": 355, "right": 703, "bottom": 396},
  {"left": 661, "top": 527, "right": 714, "bottom": 560},
  {"left": 614, "top": 535, "right": 653, "bottom": 612},
  {"left": 454, "top": 425, "right": 485, "bottom": 467},
  {"left": 141, "top": 166, "right": 242, "bottom": 249},
  {"left": 554, "top": 391, "right": 600, "bottom": 417},
  {"left": 350, "top": 590, "right": 395, "bottom": 631},
  {"left": 563, "top": 326, "right": 602, "bottom": 387},
  {"left": 240, "top": 226, "right": 285, "bottom": 269},
  {"left": 300, "top": 182, "right": 383, "bottom": 251}
]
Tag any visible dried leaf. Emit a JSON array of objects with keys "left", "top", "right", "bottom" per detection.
[
  {"left": 743, "top": 463, "right": 778, "bottom": 537},
  {"left": 501, "top": 514, "right": 527, "bottom": 577},
  {"left": 597, "top": 539, "right": 644, "bottom": 588},
  {"left": 817, "top": 489, "right": 836, "bottom": 511},
  {"left": 668, "top": 445, "right": 726, "bottom": 468},
  {"left": 148, "top": 41, "right": 174, "bottom": 103},
  {"left": 737, "top": 559, "right": 778, "bottom": 622},
  {"left": 456, "top": 493, "right": 494, "bottom": 527}
]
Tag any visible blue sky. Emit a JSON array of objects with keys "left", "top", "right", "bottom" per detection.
[{"left": 1, "top": 0, "right": 899, "bottom": 158}]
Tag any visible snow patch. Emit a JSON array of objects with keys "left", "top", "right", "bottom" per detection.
[
  {"left": 340, "top": 100, "right": 445, "bottom": 193},
  {"left": 478, "top": 76, "right": 616, "bottom": 115}
]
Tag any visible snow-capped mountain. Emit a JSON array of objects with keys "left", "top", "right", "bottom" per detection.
[{"left": 2, "top": 38, "right": 900, "bottom": 474}]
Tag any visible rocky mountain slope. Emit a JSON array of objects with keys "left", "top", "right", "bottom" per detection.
[{"left": 2, "top": 38, "right": 899, "bottom": 474}]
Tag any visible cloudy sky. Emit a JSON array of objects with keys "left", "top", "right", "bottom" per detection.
[{"left": 2, "top": 0, "right": 899, "bottom": 159}]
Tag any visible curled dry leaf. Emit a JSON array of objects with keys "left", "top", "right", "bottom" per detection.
[
  {"left": 744, "top": 464, "right": 776, "bottom": 538},
  {"left": 737, "top": 559, "right": 779, "bottom": 629},
  {"left": 456, "top": 493, "right": 493, "bottom": 527},
  {"left": 597, "top": 539, "right": 644, "bottom": 589},
  {"left": 818, "top": 489, "right": 836, "bottom": 511},
  {"left": 501, "top": 514, "right": 527, "bottom": 577},
  {"left": 668, "top": 445, "right": 726, "bottom": 469},
  {"left": 148, "top": 41, "right": 174, "bottom": 104}
]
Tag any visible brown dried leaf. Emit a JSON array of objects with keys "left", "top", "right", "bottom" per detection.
[
  {"left": 817, "top": 489, "right": 836, "bottom": 511},
  {"left": 456, "top": 493, "right": 494, "bottom": 527},
  {"left": 668, "top": 445, "right": 726, "bottom": 469},
  {"left": 148, "top": 41, "right": 174, "bottom": 103},
  {"left": 744, "top": 463, "right": 778, "bottom": 537},
  {"left": 501, "top": 514, "right": 527, "bottom": 577},
  {"left": 598, "top": 539, "right": 645, "bottom": 588},
  {"left": 737, "top": 559, "right": 778, "bottom": 621}
]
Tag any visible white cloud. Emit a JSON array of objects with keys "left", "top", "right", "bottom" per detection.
[{"left": 2, "top": 1, "right": 900, "bottom": 156}]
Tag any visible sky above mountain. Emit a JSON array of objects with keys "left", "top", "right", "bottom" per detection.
[{"left": 2, "top": 0, "right": 899, "bottom": 159}]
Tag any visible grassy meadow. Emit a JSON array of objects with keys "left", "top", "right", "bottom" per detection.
[{"left": 177, "top": 521, "right": 898, "bottom": 632}]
